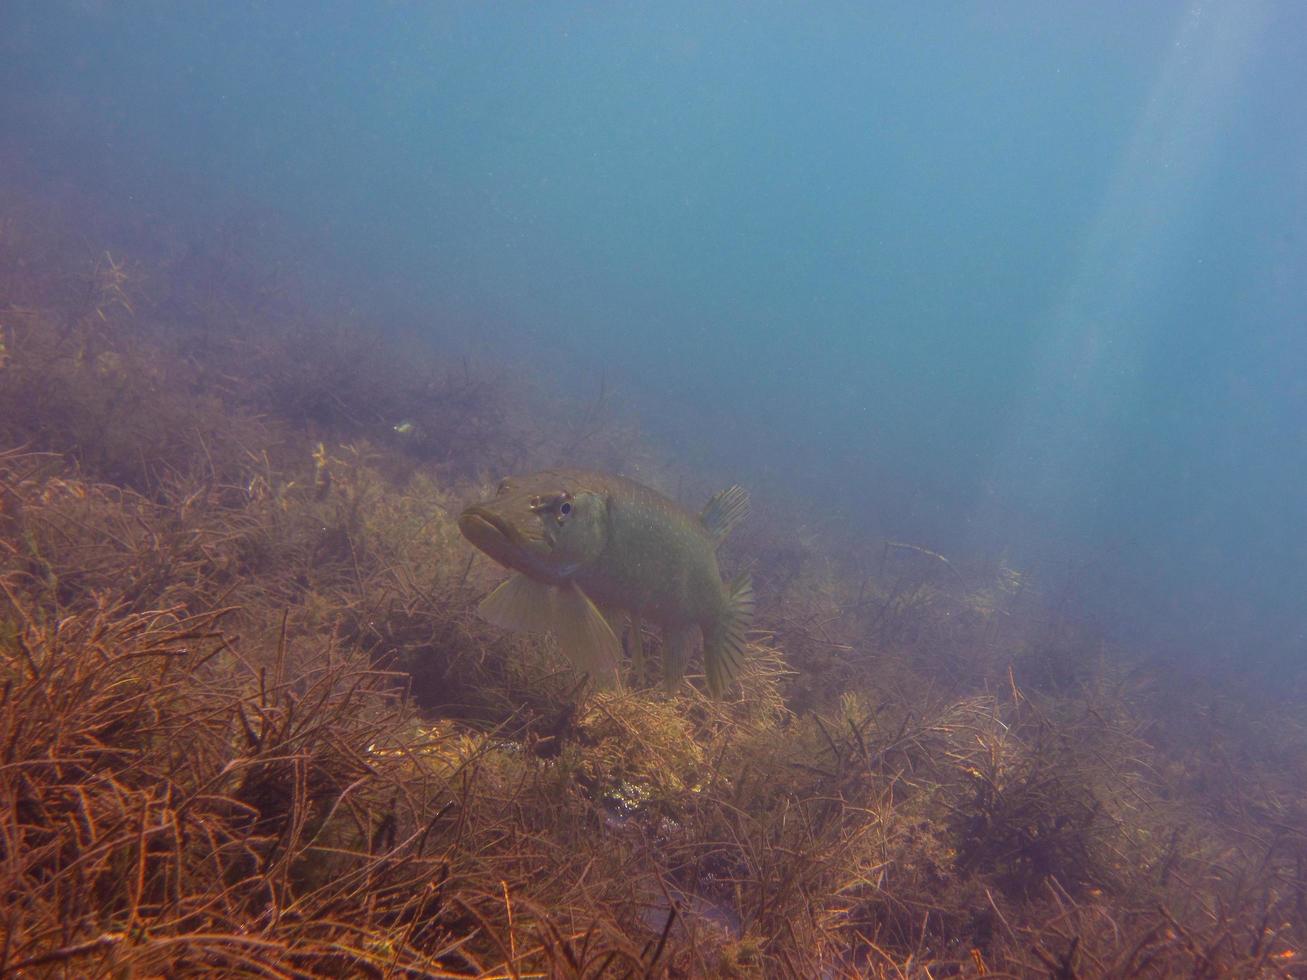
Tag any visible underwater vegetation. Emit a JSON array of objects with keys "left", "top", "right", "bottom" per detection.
[{"left": 1, "top": 186, "right": 1307, "bottom": 977}]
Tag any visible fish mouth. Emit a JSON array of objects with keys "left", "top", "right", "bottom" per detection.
[{"left": 459, "top": 506, "right": 528, "bottom": 567}]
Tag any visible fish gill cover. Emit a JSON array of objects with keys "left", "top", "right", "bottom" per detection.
[{"left": 1, "top": 2, "right": 1306, "bottom": 977}]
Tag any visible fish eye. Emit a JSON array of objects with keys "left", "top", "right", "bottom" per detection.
[{"left": 559, "top": 501, "right": 572, "bottom": 516}]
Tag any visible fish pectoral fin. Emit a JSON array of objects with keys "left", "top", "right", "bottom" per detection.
[
  {"left": 704, "top": 572, "right": 755, "bottom": 698},
  {"left": 478, "top": 573, "right": 557, "bottom": 633},
  {"left": 479, "top": 575, "right": 622, "bottom": 688},
  {"left": 598, "top": 605, "right": 628, "bottom": 637},
  {"left": 551, "top": 584, "right": 623, "bottom": 689}
]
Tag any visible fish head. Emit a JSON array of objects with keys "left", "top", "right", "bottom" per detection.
[{"left": 458, "top": 471, "right": 607, "bottom": 583}]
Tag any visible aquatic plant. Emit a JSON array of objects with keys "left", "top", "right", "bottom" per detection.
[{"left": 0, "top": 189, "right": 1304, "bottom": 977}]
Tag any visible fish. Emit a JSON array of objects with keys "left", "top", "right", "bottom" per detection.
[
  {"left": 458, "top": 469, "right": 754, "bottom": 696},
  {"left": 393, "top": 420, "right": 417, "bottom": 436}
]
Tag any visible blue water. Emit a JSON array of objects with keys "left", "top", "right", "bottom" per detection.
[{"left": 3, "top": 2, "right": 1304, "bottom": 672}]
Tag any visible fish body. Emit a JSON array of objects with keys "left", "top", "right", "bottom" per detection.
[{"left": 458, "top": 469, "right": 752, "bottom": 695}]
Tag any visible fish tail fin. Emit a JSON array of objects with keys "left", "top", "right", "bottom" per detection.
[
  {"left": 700, "top": 484, "right": 750, "bottom": 545},
  {"left": 704, "top": 572, "right": 754, "bottom": 697}
]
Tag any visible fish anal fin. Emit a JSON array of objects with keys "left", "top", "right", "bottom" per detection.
[{"left": 704, "top": 572, "right": 755, "bottom": 697}]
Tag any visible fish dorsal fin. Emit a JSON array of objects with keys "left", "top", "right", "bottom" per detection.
[
  {"left": 478, "top": 573, "right": 621, "bottom": 688},
  {"left": 700, "top": 484, "right": 750, "bottom": 544}
]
